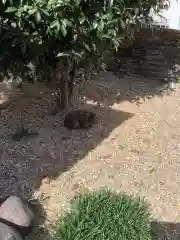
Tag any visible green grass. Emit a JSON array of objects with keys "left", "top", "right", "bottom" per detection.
[{"left": 53, "top": 189, "right": 151, "bottom": 240}]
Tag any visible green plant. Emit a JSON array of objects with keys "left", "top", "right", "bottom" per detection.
[
  {"left": 0, "top": 0, "right": 168, "bottom": 109},
  {"left": 12, "top": 123, "right": 38, "bottom": 141},
  {"left": 53, "top": 189, "right": 151, "bottom": 240}
]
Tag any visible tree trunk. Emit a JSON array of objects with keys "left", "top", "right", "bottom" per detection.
[
  {"left": 55, "top": 58, "right": 69, "bottom": 110},
  {"left": 84, "top": 59, "right": 92, "bottom": 82},
  {"left": 68, "top": 60, "right": 76, "bottom": 103},
  {"left": 0, "top": 1, "right": 5, "bottom": 17},
  {"left": 60, "top": 70, "right": 69, "bottom": 109}
]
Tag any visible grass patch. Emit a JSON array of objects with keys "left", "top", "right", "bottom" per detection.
[{"left": 53, "top": 189, "right": 151, "bottom": 240}]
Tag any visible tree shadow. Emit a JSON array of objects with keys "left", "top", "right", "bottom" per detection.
[
  {"left": 0, "top": 97, "right": 134, "bottom": 238},
  {"left": 151, "top": 220, "right": 180, "bottom": 240},
  {"left": 27, "top": 199, "right": 51, "bottom": 240},
  {"left": 0, "top": 99, "right": 134, "bottom": 199},
  {"left": 84, "top": 70, "right": 166, "bottom": 107}
]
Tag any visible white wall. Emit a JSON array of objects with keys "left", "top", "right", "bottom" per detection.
[{"left": 161, "top": 0, "right": 180, "bottom": 29}]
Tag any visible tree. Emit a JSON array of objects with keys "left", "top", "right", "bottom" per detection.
[{"left": 0, "top": 0, "right": 168, "bottom": 109}]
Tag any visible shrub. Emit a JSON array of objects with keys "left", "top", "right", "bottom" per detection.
[{"left": 53, "top": 189, "right": 151, "bottom": 240}]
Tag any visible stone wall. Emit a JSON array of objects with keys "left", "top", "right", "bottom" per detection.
[{"left": 109, "top": 28, "right": 180, "bottom": 82}]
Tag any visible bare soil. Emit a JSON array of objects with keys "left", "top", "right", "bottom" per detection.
[{"left": 0, "top": 72, "right": 180, "bottom": 239}]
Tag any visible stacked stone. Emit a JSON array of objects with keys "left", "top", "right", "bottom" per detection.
[{"left": 0, "top": 196, "right": 34, "bottom": 240}]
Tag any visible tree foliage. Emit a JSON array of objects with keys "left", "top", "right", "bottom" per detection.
[{"left": 0, "top": 0, "right": 169, "bottom": 108}]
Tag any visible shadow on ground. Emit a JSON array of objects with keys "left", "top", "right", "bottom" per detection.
[
  {"left": 27, "top": 199, "right": 51, "bottom": 240},
  {"left": 0, "top": 100, "right": 134, "bottom": 239},
  {"left": 0, "top": 100, "right": 134, "bottom": 199},
  {"left": 84, "top": 70, "right": 166, "bottom": 107},
  {"left": 151, "top": 221, "right": 180, "bottom": 240}
]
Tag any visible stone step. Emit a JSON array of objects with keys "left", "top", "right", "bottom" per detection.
[
  {"left": 117, "top": 67, "right": 170, "bottom": 81},
  {"left": 129, "top": 63, "right": 167, "bottom": 71},
  {"left": 145, "top": 55, "right": 165, "bottom": 60},
  {"left": 141, "top": 64, "right": 171, "bottom": 70},
  {"left": 127, "top": 71, "right": 167, "bottom": 82},
  {"left": 117, "top": 58, "right": 166, "bottom": 66},
  {"left": 116, "top": 63, "right": 171, "bottom": 73},
  {"left": 133, "top": 68, "right": 170, "bottom": 78}
]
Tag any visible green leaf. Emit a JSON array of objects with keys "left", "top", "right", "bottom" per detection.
[
  {"left": 107, "top": 19, "right": 118, "bottom": 25},
  {"left": 50, "top": 20, "right": 60, "bottom": 29},
  {"left": 92, "top": 22, "right": 98, "bottom": 29},
  {"left": 112, "top": 38, "right": 120, "bottom": 51},
  {"left": 71, "top": 50, "right": 83, "bottom": 58},
  {"left": 120, "top": 19, "right": 126, "bottom": 29},
  {"left": 83, "top": 43, "right": 91, "bottom": 52},
  {"left": 61, "top": 25, "right": 67, "bottom": 37},
  {"left": 11, "top": 22, "right": 17, "bottom": 27},
  {"left": 135, "top": 8, "right": 139, "bottom": 15},
  {"left": 35, "top": 11, "right": 41, "bottom": 23},
  {"left": 79, "top": 17, "right": 85, "bottom": 24},
  {"left": 99, "top": 20, "right": 104, "bottom": 31},
  {"left": 108, "top": 29, "right": 116, "bottom": 36},
  {"left": 5, "top": 7, "right": 18, "bottom": 13},
  {"left": 102, "top": 34, "right": 111, "bottom": 39},
  {"left": 40, "top": 9, "right": 49, "bottom": 17},
  {"left": 57, "top": 53, "right": 70, "bottom": 57},
  {"left": 92, "top": 43, "right": 97, "bottom": 52},
  {"left": 109, "top": 0, "right": 114, "bottom": 7},
  {"left": 61, "top": 19, "right": 72, "bottom": 27}
]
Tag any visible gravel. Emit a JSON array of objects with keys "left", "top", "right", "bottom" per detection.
[{"left": 1, "top": 72, "right": 180, "bottom": 240}]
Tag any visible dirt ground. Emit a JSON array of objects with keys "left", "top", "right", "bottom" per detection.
[{"left": 0, "top": 71, "right": 180, "bottom": 239}]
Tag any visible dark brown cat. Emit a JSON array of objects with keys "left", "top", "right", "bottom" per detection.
[{"left": 64, "top": 110, "right": 96, "bottom": 129}]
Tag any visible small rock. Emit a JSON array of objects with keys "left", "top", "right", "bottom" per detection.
[
  {"left": 0, "top": 222, "right": 23, "bottom": 240},
  {"left": 168, "top": 81, "right": 176, "bottom": 90},
  {"left": 0, "top": 197, "right": 8, "bottom": 206},
  {"left": 64, "top": 110, "right": 96, "bottom": 129},
  {"left": 42, "top": 176, "right": 50, "bottom": 185},
  {"left": 0, "top": 196, "right": 34, "bottom": 229}
]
